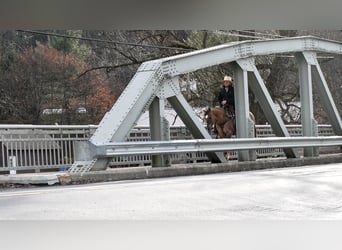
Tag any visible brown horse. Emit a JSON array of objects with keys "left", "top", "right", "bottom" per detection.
[
  {"left": 204, "top": 107, "right": 256, "bottom": 139},
  {"left": 204, "top": 107, "right": 235, "bottom": 138}
]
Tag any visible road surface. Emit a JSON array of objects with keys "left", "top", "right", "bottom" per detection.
[{"left": 1, "top": 163, "right": 342, "bottom": 219}]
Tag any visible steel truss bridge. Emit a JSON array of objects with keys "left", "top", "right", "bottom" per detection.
[
  {"left": 68, "top": 35, "right": 342, "bottom": 173},
  {"left": 3, "top": 36, "right": 342, "bottom": 174}
]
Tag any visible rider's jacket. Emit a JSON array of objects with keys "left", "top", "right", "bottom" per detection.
[{"left": 218, "top": 85, "right": 235, "bottom": 111}]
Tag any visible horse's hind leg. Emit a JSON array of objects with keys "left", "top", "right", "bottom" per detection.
[
  {"left": 216, "top": 125, "right": 225, "bottom": 138},
  {"left": 223, "top": 122, "right": 234, "bottom": 138},
  {"left": 222, "top": 122, "right": 234, "bottom": 161},
  {"left": 224, "top": 151, "right": 230, "bottom": 160}
]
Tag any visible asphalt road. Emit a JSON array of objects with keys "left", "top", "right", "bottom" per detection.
[{"left": 1, "top": 163, "right": 342, "bottom": 220}]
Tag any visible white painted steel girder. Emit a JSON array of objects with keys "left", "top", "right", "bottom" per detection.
[
  {"left": 149, "top": 97, "right": 171, "bottom": 167},
  {"left": 233, "top": 60, "right": 255, "bottom": 161},
  {"left": 296, "top": 52, "right": 315, "bottom": 134},
  {"left": 159, "top": 36, "right": 342, "bottom": 77},
  {"left": 96, "top": 136, "right": 342, "bottom": 157},
  {"left": 90, "top": 61, "right": 163, "bottom": 144},
  {"left": 295, "top": 52, "right": 318, "bottom": 157},
  {"left": 156, "top": 77, "right": 181, "bottom": 99},
  {"left": 310, "top": 57, "right": 342, "bottom": 136}
]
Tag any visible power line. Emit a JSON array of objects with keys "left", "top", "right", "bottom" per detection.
[
  {"left": 234, "top": 30, "right": 286, "bottom": 38},
  {"left": 16, "top": 30, "right": 287, "bottom": 53},
  {"left": 16, "top": 30, "right": 194, "bottom": 52},
  {"left": 215, "top": 30, "right": 267, "bottom": 40},
  {"left": 216, "top": 30, "right": 287, "bottom": 40}
]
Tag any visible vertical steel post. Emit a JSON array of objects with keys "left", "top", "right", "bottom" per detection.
[
  {"left": 233, "top": 61, "right": 255, "bottom": 161},
  {"left": 295, "top": 52, "right": 318, "bottom": 157},
  {"left": 149, "top": 97, "right": 171, "bottom": 167}
]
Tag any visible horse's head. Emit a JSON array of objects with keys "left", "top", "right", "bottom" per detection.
[{"left": 203, "top": 107, "right": 210, "bottom": 117}]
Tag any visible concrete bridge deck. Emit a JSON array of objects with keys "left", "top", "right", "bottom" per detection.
[{"left": 1, "top": 153, "right": 341, "bottom": 186}]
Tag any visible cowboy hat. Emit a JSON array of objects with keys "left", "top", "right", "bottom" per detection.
[{"left": 224, "top": 76, "right": 232, "bottom": 81}]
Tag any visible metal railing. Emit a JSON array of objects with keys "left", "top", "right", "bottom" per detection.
[
  {"left": 100, "top": 136, "right": 342, "bottom": 156},
  {"left": 0, "top": 125, "right": 96, "bottom": 172},
  {"left": 0, "top": 124, "right": 338, "bottom": 172}
]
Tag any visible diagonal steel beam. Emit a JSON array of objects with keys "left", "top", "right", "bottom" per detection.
[
  {"left": 311, "top": 57, "right": 342, "bottom": 136},
  {"left": 90, "top": 60, "right": 163, "bottom": 145},
  {"left": 236, "top": 58, "right": 298, "bottom": 158},
  {"left": 167, "top": 93, "right": 226, "bottom": 163}
]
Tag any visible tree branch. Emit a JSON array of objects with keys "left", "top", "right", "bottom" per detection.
[{"left": 77, "top": 62, "right": 141, "bottom": 79}]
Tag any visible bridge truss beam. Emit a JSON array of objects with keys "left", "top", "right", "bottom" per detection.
[{"left": 70, "top": 36, "right": 342, "bottom": 172}]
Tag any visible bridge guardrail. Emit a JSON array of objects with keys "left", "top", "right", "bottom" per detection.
[{"left": 0, "top": 124, "right": 337, "bottom": 172}]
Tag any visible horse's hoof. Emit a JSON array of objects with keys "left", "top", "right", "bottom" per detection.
[{"left": 224, "top": 152, "right": 230, "bottom": 161}]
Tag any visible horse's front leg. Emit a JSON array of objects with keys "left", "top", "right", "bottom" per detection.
[
  {"left": 206, "top": 124, "right": 212, "bottom": 135},
  {"left": 216, "top": 125, "right": 224, "bottom": 139},
  {"left": 222, "top": 122, "right": 234, "bottom": 160}
]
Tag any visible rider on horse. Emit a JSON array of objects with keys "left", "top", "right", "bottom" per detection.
[
  {"left": 205, "top": 75, "right": 255, "bottom": 139},
  {"left": 218, "top": 75, "right": 235, "bottom": 116},
  {"left": 206, "top": 75, "right": 235, "bottom": 137}
]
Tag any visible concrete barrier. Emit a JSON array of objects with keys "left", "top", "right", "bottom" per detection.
[
  {"left": 1, "top": 153, "right": 341, "bottom": 187},
  {"left": 69, "top": 153, "right": 342, "bottom": 185}
]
